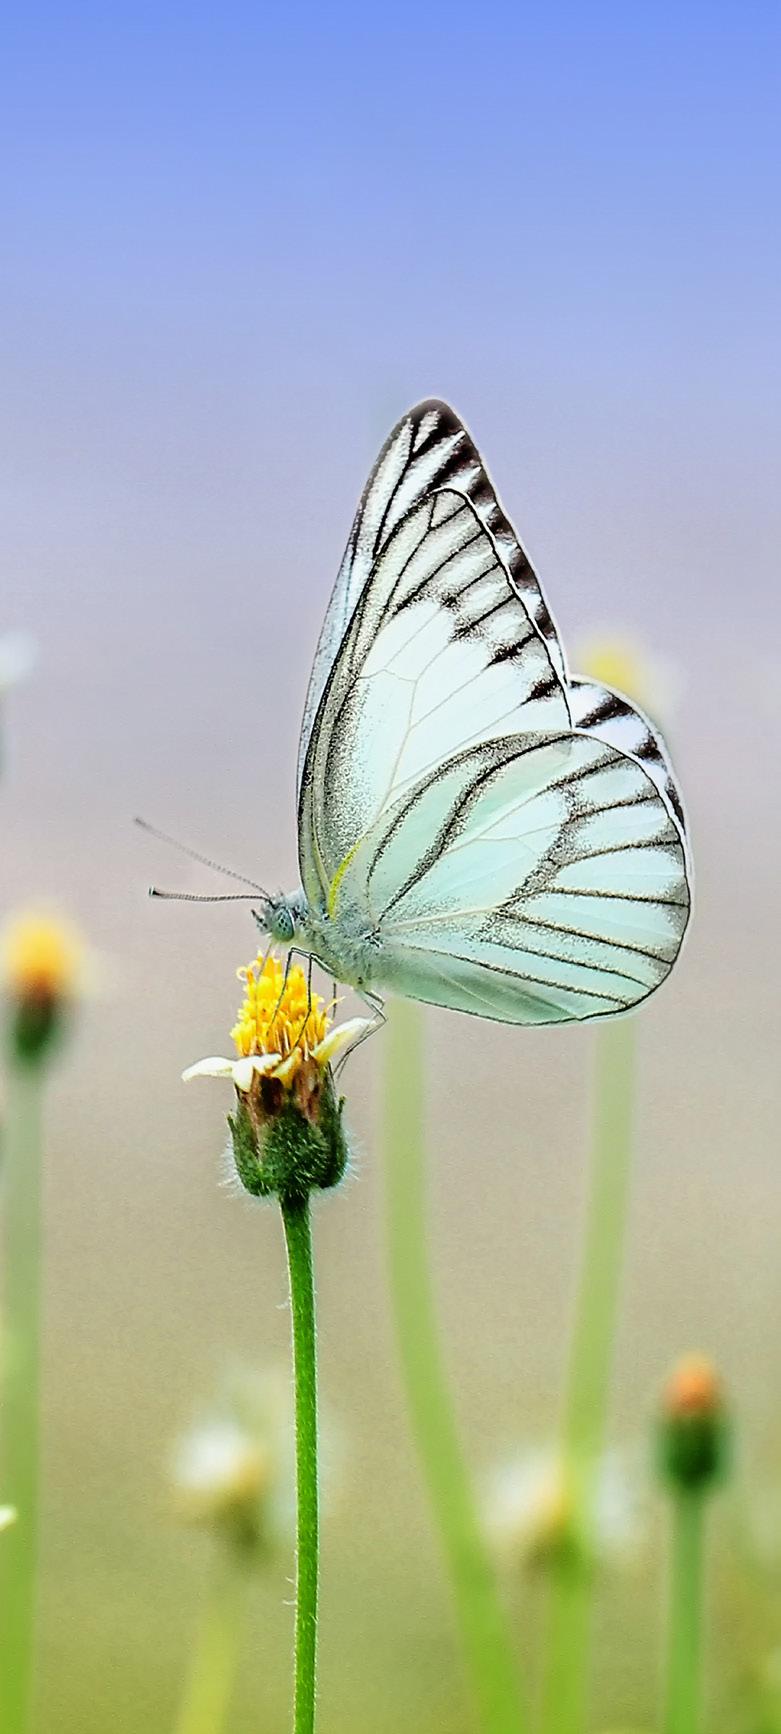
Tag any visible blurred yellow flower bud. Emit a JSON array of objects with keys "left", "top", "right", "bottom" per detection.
[
  {"left": 2, "top": 911, "right": 84, "bottom": 1063},
  {"left": 657, "top": 1355, "right": 730, "bottom": 1491}
]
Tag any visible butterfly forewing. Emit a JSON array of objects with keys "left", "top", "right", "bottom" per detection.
[
  {"left": 297, "top": 400, "right": 566, "bottom": 796},
  {"left": 569, "top": 676, "right": 689, "bottom": 844},
  {"left": 298, "top": 490, "right": 569, "bottom": 904}
]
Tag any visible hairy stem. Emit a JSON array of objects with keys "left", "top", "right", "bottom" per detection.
[{"left": 281, "top": 1194, "right": 319, "bottom": 1734}]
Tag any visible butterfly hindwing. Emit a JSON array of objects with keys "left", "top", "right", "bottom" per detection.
[{"left": 334, "top": 732, "right": 689, "bottom": 1022}]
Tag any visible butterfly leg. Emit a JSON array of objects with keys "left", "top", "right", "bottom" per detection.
[
  {"left": 268, "top": 945, "right": 312, "bottom": 1025},
  {"left": 333, "top": 988, "right": 386, "bottom": 1077},
  {"left": 289, "top": 951, "right": 316, "bottom": 1054}
]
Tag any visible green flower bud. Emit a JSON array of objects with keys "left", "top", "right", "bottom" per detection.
[
  {"left": 228, "top": 1058, "right": 348, "bottom": 1204},
  {"left": 657, "top": 1356, "right": 730, "bottom": 1492}
]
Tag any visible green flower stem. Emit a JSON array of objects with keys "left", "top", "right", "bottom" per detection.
[
  {"left": 663, "top": 1487, "right": 705, "bottom": 1734},
  {"left": 0, "top": 1058, "right": 45, "bottom": 1734},
  {"left": 540, "top": 1017, "right": 636, "bottom": 1734},
  {"left": 281, "top": 1194, "right": 319, "bottom": 1734},
  {"left": 384, "top": 1000, "right": 526, "bottom": 1734},
  {"left": 173, "top": 1552, "right": 248, "bottom": 1734}
]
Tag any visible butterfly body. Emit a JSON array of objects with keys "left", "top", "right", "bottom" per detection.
[
  {"left": 255, "top": 892, "right": 379, "bottom": 992},
  {"left": 264, "top": 400, "right": 691, "bottom": 1027}
]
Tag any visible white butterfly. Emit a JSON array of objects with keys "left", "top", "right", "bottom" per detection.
[{"left": 258, "top": 400, "right": 691, "bottom": 1026}]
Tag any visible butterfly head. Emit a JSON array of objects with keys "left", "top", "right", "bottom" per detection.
[{"left": 253, "top": 892, "right": 308, "bottom": 948}]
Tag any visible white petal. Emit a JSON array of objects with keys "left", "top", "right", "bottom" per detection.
[
  {"left": 274, "top": 1052, "right": 300, "bottom": 1085},
  {"left": 312, "top": 1018, "right": 374, "bottom": 1066},
  {"left": 182, "top": 1056, "right": 237, "bottom": 1083},
  {"left": 0, "top": 1506, "right": 16, "bottom": 1532},
  {"left": 235, "top": 1054, "right": 282, "bottom": 1090}
]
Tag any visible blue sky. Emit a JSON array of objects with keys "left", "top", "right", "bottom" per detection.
[{"left": 3, "top": 3, "right": 779, "bottom": 701}]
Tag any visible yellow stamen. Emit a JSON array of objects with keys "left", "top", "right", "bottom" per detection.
[{"left": 230, "top": 953, "right": 330, "bottom": 1084}]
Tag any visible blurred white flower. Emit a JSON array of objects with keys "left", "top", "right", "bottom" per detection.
[
  {"left": 0, "top": 1506, "right": 17, "bottom": 1532},
  {"left": 483, "top": 1445, "right": 645, "bottom": 1570},
  {"left": 0, "top": 634, "right": 36, "bottom": 694},
  {"left": 170, "top": 1368, "right": 294, "bottom": 1552},
  {"left": 173, "top": 1419, "right": 270, "bottom": 1521}
]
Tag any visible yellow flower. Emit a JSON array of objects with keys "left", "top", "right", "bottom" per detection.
[
  {"left": 662, "top": 1354, "right": 723, "bottom": 1421},
  {"left": 2, "top": 911, "right": 84, "bottom": 1062},
  {"left": 184, "top": 953, "right": 371, "bottom": 1200},
  {"left": 183, "top": 952, "right": 370, "bottom": 1091},
  {"left": 2, "top": 913, "right": 83, "bottom": 1006}
]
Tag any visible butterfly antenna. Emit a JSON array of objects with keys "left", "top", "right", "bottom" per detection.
[
  {"left": 135, "top": 816, "right": 269, "bottom": 896},
  {"left": 148, "top": 887, "right": 261, "bottom": 903}
]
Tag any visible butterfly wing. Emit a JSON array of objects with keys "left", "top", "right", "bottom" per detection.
[
  {"left": 570, "top": 676, "right": 689, "bottom": 844},
  {"left": 297, "top": 405, "right": 690, "bottom": 1023},
  {"left": 297, "top": 400, "right": 565, "bottom": 796},
  {"left": 298, "top": 487, "right": 570, "bottom": 910},
  {"left": 335, "top": 731, "right": 690, "bottom": 1023}
]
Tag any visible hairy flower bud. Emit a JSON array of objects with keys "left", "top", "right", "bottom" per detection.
[{"left": 228, "top": 1058, "right": 348, "bottom": 1203}]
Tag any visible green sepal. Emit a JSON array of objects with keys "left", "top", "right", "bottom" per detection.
[
  {"left": 8, "top": 999, "right": 66, "bottom": 1067},
  {"left": 228, "top": 1069, "right": 348, "bottom": 1205},
  {"left": 657, "top": 1408, "right": 731, "bottom": 1492}
]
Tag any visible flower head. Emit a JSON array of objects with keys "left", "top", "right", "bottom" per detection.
[
  {"left": 171, "top": 1369, "right": 293, "bottom": 1554},
  {"left": 184, "top": 952, "right": 370, "bottom": 1201},
  {"left": 2, "top": 911, "right": 84, "bottom": 1063},
  {"left": 657, "top": 1354, "right": 730, "bottom": 1491},
  {"left": 484, "top": 1446, "right": 645, "bottom": 1572}
]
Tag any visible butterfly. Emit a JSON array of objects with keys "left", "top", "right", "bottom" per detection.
[{"left": 160, "top": 401, "right": 691, "bottom": 1027}]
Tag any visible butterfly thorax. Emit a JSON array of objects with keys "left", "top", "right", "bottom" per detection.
[{"left": 258, "top": 891, "right": 380, "bottom": 993}]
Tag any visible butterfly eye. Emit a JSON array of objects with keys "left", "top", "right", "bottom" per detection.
[{"left": 272, "top": 905, "right": 295, "bottom": 943}]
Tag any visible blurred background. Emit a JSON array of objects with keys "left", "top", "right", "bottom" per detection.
[{"left": 2, "top": 3, "right": 780, "bottom": 1729}]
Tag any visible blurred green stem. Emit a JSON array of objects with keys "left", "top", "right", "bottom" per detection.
[
  {"left": 0, "top": 1060, "right": 44, "bottom": 1734},
  {"left": 540, "top": 1018, "right": 636, "bottom": 1734},
  {"left": 384, "top": 1000, "right": 526, "bottom": 1734},
  {"left": 281, "top": 1194, "right": 319, "bottom": 1734},
  {"left": 663, "top": 1487, "right": 705, "bottom": 1734},
  {"left": 173, "top": 1552, "right": 247, "bottom": 1734}
]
